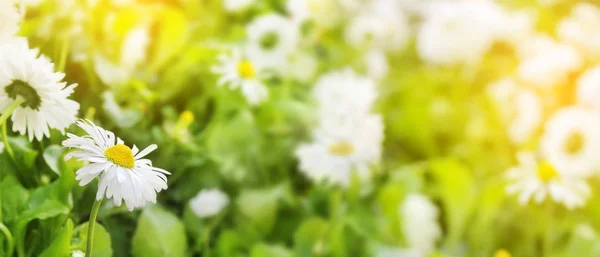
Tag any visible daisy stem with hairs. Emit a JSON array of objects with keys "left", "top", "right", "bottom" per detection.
[{"left": 85, "top": 199, "right": 103, "bottom": 257}]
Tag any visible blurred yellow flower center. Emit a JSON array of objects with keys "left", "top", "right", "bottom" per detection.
[
  {"left": 237, "top": 60, "right": 255, "bottom": 79},
  {"left": 493, "top": 249, "right": 511, "bottom": 257},
  {"left": 328, "top": 141, "right": 355, "bottom": 156},
  {"left": 105, "top": 144, "right": 135, "bottom": 169},
  {"left": 537, "top": 161, "right": 559, "bottom": 183},
  {"left": 179, "top": 110, "right": 194, "bottom": 127}
]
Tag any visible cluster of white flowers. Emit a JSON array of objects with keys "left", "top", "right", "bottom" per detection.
[
  {"left": 0, "top": 3, "right": 172, "bottom": 212},
  {"left": 296, "top": 69, "right": 384, "bottom": 188},
  {"left": 481, "top": 2, "right": 600, "bottom": 210}
]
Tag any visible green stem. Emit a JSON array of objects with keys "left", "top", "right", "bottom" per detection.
[
  {"left": 0, "top": 223, "right": 14, "bottom": 257},
  {"left": 85, "top": 199, "right": 102, "bottom": 257},
  {"left": 0, "top": 98, "right": 24, "bottom": 126}
]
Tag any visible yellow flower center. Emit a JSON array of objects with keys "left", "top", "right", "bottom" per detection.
[
  {"left": 537, "top": 161, "right": 559, "bottom": 183},
  {"left": 179, "top": 110, "right": 194, "bottom": 127},
  {"left": 328, "top": 141, "right": 355, "bottom": 156},
  {"left": 237, "top": 60, "right": 255, "bottom": 79},
  {"left": 105, "top": 144, "right": 135, "bottom": 169},
  {"left": 493, "top": 249, "right": 511, "bottom": 257}
]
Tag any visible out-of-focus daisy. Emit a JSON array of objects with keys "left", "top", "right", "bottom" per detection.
[
  {"left": 62, "top": 120, "right": 170, "bottom": 211},
  {"left": 400, "top": 194, "right": 441, "bottom": 255},
  {"left": 285, "top": 51, "right": 318, "bottom": 83},
  {"left": 287, "top": 0, "right": 340, "bottom": 28},
  {"left": 364, "top": 49, "right": 389, "bottom": 81},
  {"left": 577, "top": 66, "right": 600, "bottom": 112},
  {"left": 296, "top": 115, "right": 384, "bottom": 188},
  {"left": 312, "top": 68, "right": 378, "bottom": 119},
  {"left": 0, "top": 2, "right": 20, "bottom": 44},
  {"left": 506, "top": 152, "right": 591, "bottom": 210},
  {"left": 558, "top": 3, "right": 600, "bottom": 60},
  {"left": 417, "top": 1, "right": 506, "bottom": 66},
  {"left": 345, "top": 1, "right": 410, "bottom": 52},
  {"left": 0, "top": 39, "right": 79, "bottom": 141},
  {"left": 517, "top": 36, "right": 582, "bottom": 89},
  {"left": 224, "top": 0, "right": 255, "bottom": 12},
  {"left": 540, "top": 107, "right": 600, "bottom": 177},
  {"left": 94, "top": 26, "right": 151, "bottom": 86},
  {"left": 487, "top": 78, "right": 542, "bottom": 144},
  {"left": 189, "top": 189, "right": 230, "bottom": 218},
  {"left": 246, "top": 14, "right": 299, "bottom": 72},
  {"left": 211, "top": 48, "right": 268, "bottom": 105}
]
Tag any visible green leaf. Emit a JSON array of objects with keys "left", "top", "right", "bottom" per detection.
[
  {"left": 8, "top": 137, "right": 38, "bottom": 169},
  {"left": 0, "top": 176, "right": 29, "bottom": 223},
  {"left": 73, "top": 222, "right": 113, "bottom": 257},
  {"left": 236, "top": 187, "right": 279, "bottom": 236},
  {"left": 429, "top": 159, "right": 476, "bottom": 249},
  {"left": 131, "top": 205, "right": 187, "bottom": 257},
  {"left": 294, "top": 217, "right": 329, "bottom": 257},
  {"left": 250, "top": 243, "right": 293, "bottom": 257},
  {"left": 39, "top": 219, "right": 73, "bottom": 257},
  {"left": 43, "top": 145, "right": 64, "bottom": 176}
]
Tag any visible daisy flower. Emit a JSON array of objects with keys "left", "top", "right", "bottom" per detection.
[
  {"left": 487, "top": 78, "right": 542, "bottom": 144},
  {"left": 224, "top": 0, "right": 255, "bottom": 12},
  {"left": 517, "top": 36, "right": 582, "bottom": 88},
  {"left": 576, "top": 65, "right": 600, "bottom": 112},
  {"left": 312, "top": 68, "right": 378, "bottom": 119},
  {"left": 0, "top": 39, "right": 79, "bottom": 141},
  {"left": 246, "top": 14, "right": 299, "bottom": 72},
  {"left": 558, "top": 3, "right": 600, "bottom": 60},
  {"left": 211, "top": 48, "right": 268, "bottom": 105},
  {"left": 296, "top": 114, "right": 384, "bottom": 188},
  {"left": 62, "top": 120, "right": 170, "bottom": 211},
  {"left": 400, "top": 194, "right": 442, "bottom": 255},
  {"left": 540, "top": 107, "right": 600, "bottom": 177},
  {"left": 417, "top": 1, "right": 506, "bottom": 66},
  {"left": 0, "top": 1, "right": 20, "bottom": 44},
  {"left": 345, "top": 0, "right": 410, "bottom": 52},
  {"left": 506, "top": 152, "right": 591, "bottom": 210},
  {"left": 189, "top": 189, "right": 230, "bottom": 218}
]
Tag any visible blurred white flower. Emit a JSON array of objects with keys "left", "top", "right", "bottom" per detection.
[
  {"left": 417, "top": 1, "right": 506, "bottom": 66},
  {"left": 189, "top": 189, "right": 230, "bottom": 218},
  {"left": 364, "top": 49, "right": 389, "bottom": 81},
  {"left": 0, "top": 2, "right": 20, "bottom": 44},
  {"left": 540, "top": 107, "right": 600, "bottom": 177},
  {"left": 72, "top": 250, "right": 85, "bottom": 257},
  {"left": 497, "top": 10, "right": 536, "bottom": 45},
  {"left": 211, "top": 48, "right": 268, "bottom": 105},
  {"left": 93, "top": 26, "right": 150, "bottom": 86},
  {"left": 224, "top": 0, "right": 254, "bottom": 12},
  {"left": 577, "top": 66, "right": 600, "bottom": 112},
  {"left": 559, "top": 3, "right": 600, "bottom": 60},
  {"left": 345, "top": 0, "right": 410, "bottom": 52},
  {"left": 246, "top": 14, "right": 299, "bottom": 72},
  {"left": 0, "top": 39, "right": 79, "bottom": 141},
  {"left": 288, "top": 0, "right": 340, "bottom": 28},
  {"left": 296, "top": 114, "right": 384, "bottom": 188},
  {"left": 400, "top": 194, "right": 441, "bottom": 255},
  {"left": 121, "top": 27, "right": 150, "bottom": 71},
  {"left": 313, "top": 68, "right": 378, "bottom": 119},
  {"left": 506, "top": 152, "right": 590, "bottom": 210},
  {"left": 63, "top": 120, "right": 171, "bottom": 211},
  {"left": 517, "top": 36, "right": 582, "bottom": 88},
  {"left": 487, "top": 78, "right": 542, "bottom": 144},
  {"left": 286, "top": 52, "right": 318, "bottom": 83}
]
